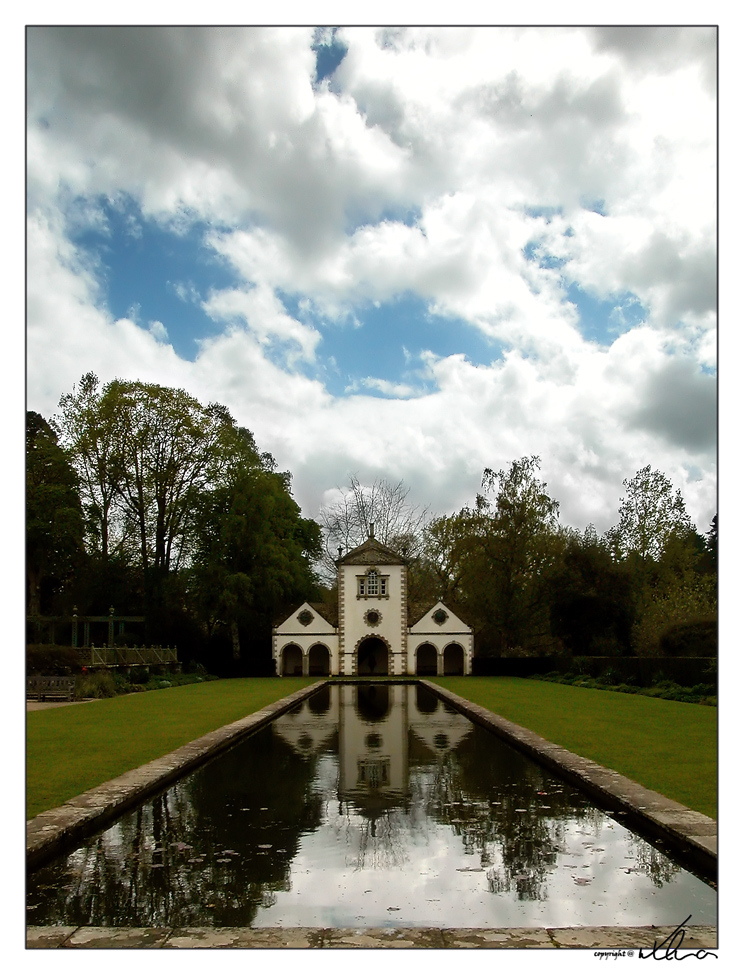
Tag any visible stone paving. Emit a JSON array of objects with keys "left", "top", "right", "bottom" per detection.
[
  {"left": 27, "top": 699, "right": 95, "bottom": 711},
  {"left": 27, "top": 925, "right": 718, "bottom": 949}
]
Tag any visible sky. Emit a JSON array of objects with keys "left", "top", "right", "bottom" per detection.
[{"left": 25, "top": 23, "right": 718, "bottom": 536}]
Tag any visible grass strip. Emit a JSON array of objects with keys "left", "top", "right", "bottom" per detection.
[
  {"left": 432, "top": 676, "right": 717, "bottom": 819},
  {"left": 26, "top": 678, "right": 317, "bottom": 819}
]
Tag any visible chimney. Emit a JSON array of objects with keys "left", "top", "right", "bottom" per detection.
[{"left": 369, "top": 522, "right": 375, "bottom": 539}]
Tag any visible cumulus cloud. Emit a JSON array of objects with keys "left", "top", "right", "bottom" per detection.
[{"left": 25, "top": 26, "right": 717, "bottom": 536}]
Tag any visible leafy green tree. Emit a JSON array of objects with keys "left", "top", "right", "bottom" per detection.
[
  {"left": 57, "top": 373, "right": 124, "bottom": 561},
  {"left": 26, "top": 411, "right": 85, "bottom": 615},
  {"left": 549, "top": 526, "right": 633, "bottom": 656},
  {"left": 415, "top": 510, "right": 474, "bottom": 606},
  {"left": 703, "top": 514, "right": 717, "bottom": 573},
  {"left": 57, "top": 375, "right": 254, "bottom": 592},
  {"left": 608, "top": 466, "right": 693, "bottom": 564},
  {"left": 605, "top": 467, "right": 714, "bottom": 656},
  {"left": 462, "top": 456, "right": 562, "bottom": 654},
  {"left": 191, "top": 466, "right": 321, "bottom": 664}
]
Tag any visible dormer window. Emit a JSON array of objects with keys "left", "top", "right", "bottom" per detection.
[{"left": 357, "top": 568, "right": 388, "bottom": 598}]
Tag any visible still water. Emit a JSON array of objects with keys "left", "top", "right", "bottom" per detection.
[{"left": 27, "top": 683, "right": 716, "bottom": 929}]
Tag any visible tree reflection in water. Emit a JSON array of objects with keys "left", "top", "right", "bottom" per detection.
[{"left": 27, "top": 683, "right": 711, "bottom": 929}]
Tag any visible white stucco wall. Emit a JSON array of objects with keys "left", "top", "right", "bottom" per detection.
[
  {"left": 273, "top": 602, "right": 338, "bottom": 675},
  {"left": 408, "top": 602, "right": 474, "bottom": 675},
  {"left": 273, "top": 564, "right": 473, "bottom": 677},
  {"left": 338, "top": 563, "right": 408, "bottom": 675}
]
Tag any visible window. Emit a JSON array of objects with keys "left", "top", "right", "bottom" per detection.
[{"left": 357, "top": 569, "right": 389, "bottom": 598}]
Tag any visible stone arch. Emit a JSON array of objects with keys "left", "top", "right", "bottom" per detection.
[
  {"left": 443, "top": 642, "right": 465, "bottom": 675},
  {"left": 308, "top": 643, "right": 331, "bottom": 676},
  {"left": 415, "top": 642, "right": 438, "bottom": 676},
  {"left": 281, "top": 643, "right": 303, "bottom": 676},
  {"left": 355, "top": 635, "right": 390, "bottom": 676}
]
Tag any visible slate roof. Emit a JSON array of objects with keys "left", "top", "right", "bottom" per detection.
[{"left": 336, "top": 536, "right": 407, "bottom": 566}]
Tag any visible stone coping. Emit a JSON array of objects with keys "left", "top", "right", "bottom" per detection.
[
  {"left": 26, "top": 925, "right": 718, "bottom": 949},
  {"left": 421, "top": 680, "right": 717, "bottom": 880},
  {"left": 26, "top": 680, "right": 327, "bottom": 870}
]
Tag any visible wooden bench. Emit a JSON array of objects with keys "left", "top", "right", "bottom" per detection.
[{"left": 26, "top": 676, "right": 76, "bottom": 702}]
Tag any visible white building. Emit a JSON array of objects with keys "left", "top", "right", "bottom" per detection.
[{"left": 273, "top": 531, "right": 473, "bottom": 677}]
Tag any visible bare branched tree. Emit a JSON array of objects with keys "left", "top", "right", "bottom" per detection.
[{"left": 319, "top": 474, "right": 430, "bottom": 579}]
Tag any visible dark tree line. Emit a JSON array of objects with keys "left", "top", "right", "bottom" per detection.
[
  {"left": 407, "top": 459, "right": 716, "bottom": 658},
  {"left": 27, "top": 375, "right": 321, "bottom": 674},
  {"left": 329, "top": 459, "right": 715, "bottom": 660},
  {"left": 28, "top": 374, "right": 716, "bottom": 670}
]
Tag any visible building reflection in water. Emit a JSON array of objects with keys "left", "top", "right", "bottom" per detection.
[
  {"left": 273, "top": 683, "right": 473, "bottom": 834},
  {"left": 27, "top": 682, "right": 717, "bottom": 930}
]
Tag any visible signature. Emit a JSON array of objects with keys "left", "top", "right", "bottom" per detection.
[{"left": 638, "top": 916, "right": 717, "bottom": 960}]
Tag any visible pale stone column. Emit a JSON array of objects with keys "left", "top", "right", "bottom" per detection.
[
  {"left": 302, "top": 651, "right": 309, "bottom": 677},
  {"left": 437, "top": 650, "right": 444, "bottom": 676}
]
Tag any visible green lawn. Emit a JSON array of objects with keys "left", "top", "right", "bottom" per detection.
[
  {"left": 432, "top": 677, "right": 717, "bottom": 819},
  {"left": 28, "top": 675, "right": 717, "bottom": 823},
  {"left": 26, "top": 678, "right": 317, "bottom": 819}
]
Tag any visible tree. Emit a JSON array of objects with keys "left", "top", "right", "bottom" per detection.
[
  {"left": 605, "top": 467, "right": 714, "bottom": 656},
  {"left": 319, "top": 475, "right": 429, "bottom": 578},
  {"left": 462, "top": 456, "right": 562, "bottom": 654},
  {"left": 549, "top": 527, "right": 633, "bottom": 656},
  {"left": 57, "top": 373, "right": 123, "bottom": 562},
  {"left": 416, "top": 511, "right": 473, "bottom": 605},
  {"left": 26, "top": 411, "right": 84, "bottom": 615},
  {"left": 57, "top": 376, "right": 255, "bottom": 595},
  {"left": 609, "top": 466, "right": 693, "bottom": 563},
  {"left": 191, "top": 467, "right": 322, "bottom": 665}
]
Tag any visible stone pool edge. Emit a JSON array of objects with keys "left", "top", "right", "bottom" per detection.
[
  {"left": 26, "top": 680, "right": 328, "bottom": 871},
  {"left": 26, "top": 924, "right": 718, "bottom": 949},
  {"left": 420, "top": 680, "right": 717, "bottom": 881}
]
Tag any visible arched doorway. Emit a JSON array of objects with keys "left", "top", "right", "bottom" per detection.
[
  {"left": 415, "top": 642, "right": 438, "bottom": 676},
  {"left": 281, "top": 643, "right": 303, "bottom": 676},
  {"left": 356, "top": 636, "right": 389, "bottom": 675},
  {"left": 308, "top": 643, "right": 330, "bottom": 676},
  {"left": 443, "top": 643, "right": 464, "bottom": 675}
]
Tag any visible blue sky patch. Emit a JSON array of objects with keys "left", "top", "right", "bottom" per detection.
[
  {"left": 565, "top": 283, "right": 646, "bottom": 344},
  {"left": 524, "top": 205, "right": 563, "bottom": 222},
  {"left": 523, "top": 240, "right": 567, "bottom": 270},
  {"left": 72, "top": 199, "right": 238, "bottom": 360},
  {"left": 581, "top": 198, "right": 607, "bottom": 216},
  {"left": 282, "top": 291, "right": 502, "bottom": 397},
  {"left": 313, "top": 28, "right": 348, "bottom": 84}
]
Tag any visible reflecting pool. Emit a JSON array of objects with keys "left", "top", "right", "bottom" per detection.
[{"left": 27, "top": 683, "right": 716, "bottom": 928}]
